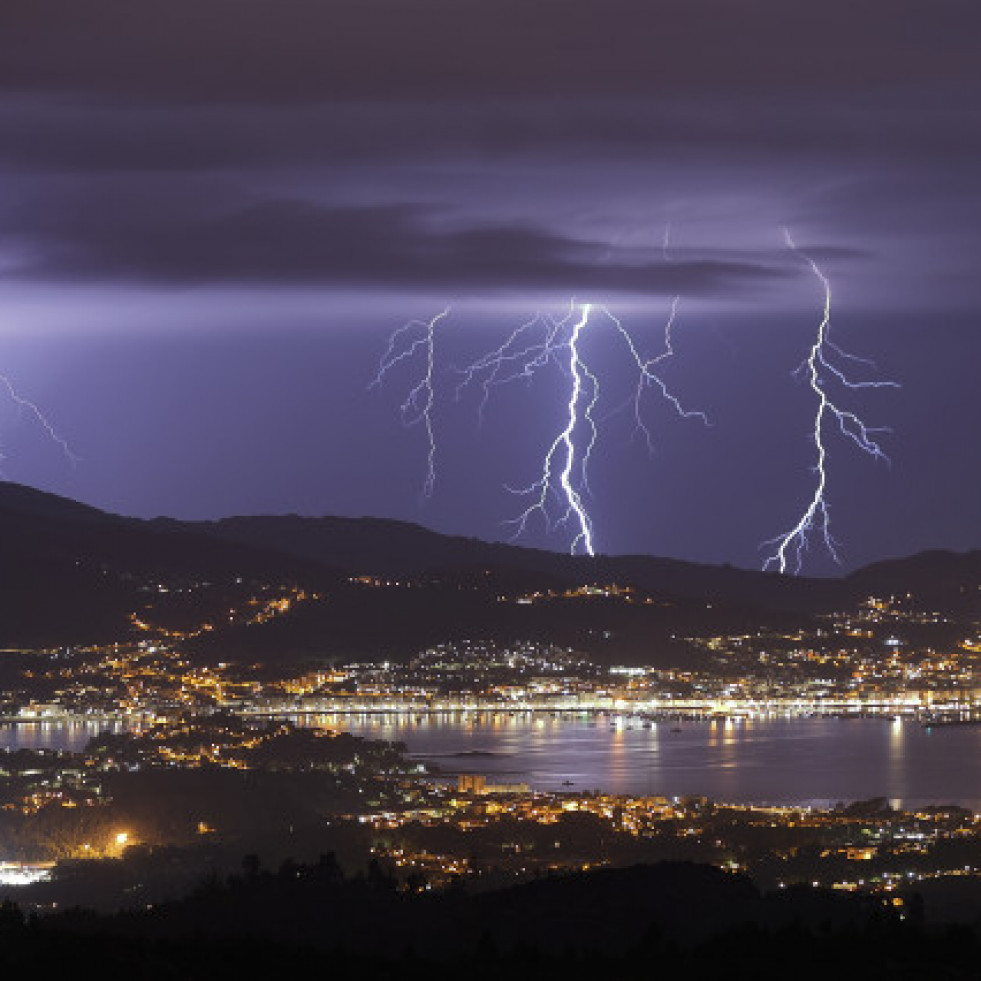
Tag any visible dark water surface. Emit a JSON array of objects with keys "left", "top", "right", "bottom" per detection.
[
  {"left": 4, "top": 714, "right": 980, "bottom": 809},
  {"left": 302, "top": 713, "right": 981, "bottom": 809}
]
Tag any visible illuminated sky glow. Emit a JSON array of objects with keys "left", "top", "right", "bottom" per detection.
[{"left": 0, "top": 1, "right": 978, "bottom": 572}]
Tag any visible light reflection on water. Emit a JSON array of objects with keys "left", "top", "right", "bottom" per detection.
[
  {"left": 0, "top": 720, "right": 126, "bottom": 753},
  {"left": 3, "top": 714, "right": 980, "bottom": 810},
  {"left": 296, "top": 712, "right": 981, "bottom": 810}
]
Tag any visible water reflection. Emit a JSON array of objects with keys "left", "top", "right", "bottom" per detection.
[
  {"left": 294, "top": 712, "right": 981, "bottom": 809},
  {"left": 4, "top": 713, "right": 981, "bottom": 809},
  {"left": 0, "top": 720, "right": 126, "bottom": 753}
]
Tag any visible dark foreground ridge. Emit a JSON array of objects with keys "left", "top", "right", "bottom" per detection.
[{"left": 3, "top": 859, "right": 981, "bottom": 980}]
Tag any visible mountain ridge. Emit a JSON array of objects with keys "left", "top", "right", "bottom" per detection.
[
  {"left": 2, "top": 481, "right": 980, "bottom": 655},
  {"left": 6, "top": 481, "right": 981, "bottom": 603}
]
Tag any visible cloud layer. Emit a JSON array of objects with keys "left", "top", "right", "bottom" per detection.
[
  {"left": 0, "top": 1, "right": 977, "bottom": 304},
  {"left": 4, "top": 1, "right": 979, "bottom": 103}
]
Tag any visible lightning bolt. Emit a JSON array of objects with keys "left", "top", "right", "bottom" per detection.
[
  {"left": 370, "top": 308, "right": 450, "bottom": 499},
  {"left": 454, "top": 299, "right": 707, "bottom": 556},
  {"left": 603, "top": 225, "right": 707, "bottom": 452},
  {"left": 762, "top": 229, "right": 898, "bottom": 575},
  {"left": 0, "top": 370, "right": 78, "bottom": 470},
  {"left": 452, "top": 311, "right": 559, "bottom": 427},
  {"left": 604, "top": 299, "right": 709, "bottom": 454},
  {"left": 373, "top": 230, "right": 707, "bottom": 555},
  {"left": 504, "top": 302, "right": 598, "bottom": 555}
]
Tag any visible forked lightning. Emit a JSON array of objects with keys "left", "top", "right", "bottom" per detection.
[{"left": 762, "top": 230, "right": 898, "bottom": 574}]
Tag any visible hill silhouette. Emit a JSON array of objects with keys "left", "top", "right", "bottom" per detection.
[{"left": 1, "top": 481, "right": 979, "bottom": 656}]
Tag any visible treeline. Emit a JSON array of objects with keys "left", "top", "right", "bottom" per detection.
[{"left": 3, "top": 860, "right": 981, "bottom": 978}]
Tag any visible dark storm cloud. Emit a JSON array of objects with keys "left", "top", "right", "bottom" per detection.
[
  {"left": 7, "top": 197, "right": 786, "bottom": 294},
  {"left": 1, "top": 0, "right": 979, "bottom": 179},
  {"left": 3, "top": 96, "right": 981, "bottom": 177},
  {"left": 0, "top": 0, "right": 974, "bottom": 309},
  {"left": 796, "top": 174, "right": 981, "bottom": 236},
  {"left": 2, "top": 0, "right": 979, "bottom": 105}
]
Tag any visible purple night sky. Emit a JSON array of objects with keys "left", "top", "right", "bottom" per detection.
[{"left": 0, "top": 1, "right": 979, "bottom": 573}]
